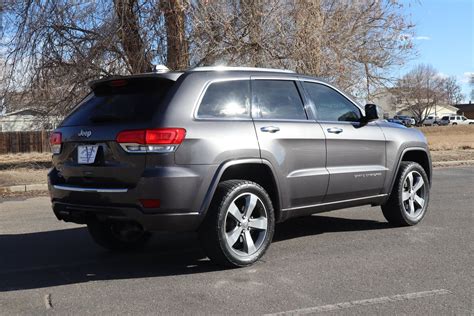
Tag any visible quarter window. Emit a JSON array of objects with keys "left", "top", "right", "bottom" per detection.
[
  {"left": 252, "top": 80, "right": 307, "bottom": 120},
  {"left": 303, "top": 82, "right": 361, "bottom": 122},
  {"left": 197, "top": 80, "right": 251, "bottom": 119}
]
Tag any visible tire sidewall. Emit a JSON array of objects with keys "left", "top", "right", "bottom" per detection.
[
  {"left": 396, "top": 163, "right": 430, "bottom": 225},
  {"left": 216, "top": 183, "right": 275, "bottom": 266}
]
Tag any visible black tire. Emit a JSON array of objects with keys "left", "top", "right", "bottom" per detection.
[
  {"left": 382, "top": 162, "right": 430, "bottom": 226},
  {"left": 199, "top": 180, "right": 275, "bottom": 267},
  {"left": 452, "top": 122, "right": 457, "bottom": 125},
  {"left": 87, "top": 220, "right": 151, "bottom": 251}
]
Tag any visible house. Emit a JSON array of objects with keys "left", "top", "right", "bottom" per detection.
[
  {"left": 396, "top": 104, "right": 459, "bottom": 118},
  {"left": 0, "top": 108, "right": 62, "bottom": 132},
  {"left": 456, "top": 102, "right": 474, "bottom": 119},
  {"left": 371, "top": 88, "right": 458, "bottom": 119}
]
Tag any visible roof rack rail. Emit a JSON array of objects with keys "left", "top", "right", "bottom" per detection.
[{"left": 189, "top": 66, "right": 295, "bottom": 74}]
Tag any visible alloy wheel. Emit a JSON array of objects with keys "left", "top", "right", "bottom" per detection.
[
  {"left": 401, "top": 171, "right": 426, "bottom": 221},
  {"left": 224, "top": 192, "right": 268, "bottom": 256}
]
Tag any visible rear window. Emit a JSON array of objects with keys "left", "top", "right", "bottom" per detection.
[
  {"left": 61, "top": 78, "right": 174, "bottom": 126},
  {"left": 441, "top": 116, "right": 448, "bottom": 120}
]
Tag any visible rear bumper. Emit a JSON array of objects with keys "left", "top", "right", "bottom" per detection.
[
  {"left": 48, "top": 164, "right": 217, "bottom": 232},
  {"left": 51, "top": 201, "right": 203, "bottom": 232}
]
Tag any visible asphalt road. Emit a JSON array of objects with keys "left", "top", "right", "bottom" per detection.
[{"left": 0, "top": 167, "right": 472, "bottom": 315}]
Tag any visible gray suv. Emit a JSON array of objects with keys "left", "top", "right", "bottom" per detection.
[{"left": 48, "top": 67, "right": 432, "bottom": 267}]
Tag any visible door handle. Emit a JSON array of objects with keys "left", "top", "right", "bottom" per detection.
[
  {"left": 261, "top": 126, "right": 280, "bottom": 133},
  {"left": 327, "top": 127, "right": 343, "bottom": 134}
]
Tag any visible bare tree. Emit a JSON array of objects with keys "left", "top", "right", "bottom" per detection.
[
  {"left": 1, "top": 0, "right": 416, "bottom": 116},
  {"left": 393, "top": 64, "right": 445, "bottom": 123},
  {"left": 439, "top": 76, "right": 464, "bottom": 105},
  {"left": 189, "top": 0, "right": 415, "bottom": 100},
  {"left": 115, "top": 0, "right": 153, "bottom": 73},
  {"left": 470, "top": 74, "right": 474, "bottom": 101},
  {"left": 161, "top": 0, "right": 189, "bottom": 70}
]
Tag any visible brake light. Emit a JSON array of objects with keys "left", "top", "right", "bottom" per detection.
[
  {"left": 140, "top": 199, "right": 161, "bottom": 209},
  {"left": 116, "top": 128, "right": 186, "bottom": 153},
  {"left": 109, "top": 79, "right": 128, "bottom": 87},
  {"left": 50, "top": 132, "right": 62, "bottom": 154}
]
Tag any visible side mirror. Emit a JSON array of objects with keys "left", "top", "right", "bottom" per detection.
[{"left": 364, "top": 104, "right": 379, "bottom": 122}]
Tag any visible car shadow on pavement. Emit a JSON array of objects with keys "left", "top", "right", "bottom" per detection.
[
  {"left": 0, "top": 215, "right": 391, "bottom": 292},
  {"left": 274, "top": 215, "right": 391, "bottom": 242}
]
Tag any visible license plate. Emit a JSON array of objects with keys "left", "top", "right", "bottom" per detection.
[{"left": 78, "top": 145, "right": 99, "bottom": 164}]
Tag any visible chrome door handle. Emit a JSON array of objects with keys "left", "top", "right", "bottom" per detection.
[
  {"left": 327, "top": 127, "right": 343, "bottom": 134},
  {"left": 261, "top": 126, "right": 280, "bottom": 133}
]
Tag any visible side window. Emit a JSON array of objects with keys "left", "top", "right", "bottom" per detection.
[
  {"left": 303, "top": 82, "right": 361, "bottom": 122},
  {"left": 252, "top": 80, "right": 307, "bottom": 120},
  {"left": 197, "top": 80, "right": 250, "bottom": 119}
]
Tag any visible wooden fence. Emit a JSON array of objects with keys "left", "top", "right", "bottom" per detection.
[{"left": 0, "top": 131, "right": 51, "bottom": 154}]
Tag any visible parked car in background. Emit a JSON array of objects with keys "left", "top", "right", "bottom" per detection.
[
  {"left": 422, "top": 115, "right": 440, "bottom": 126},
  {"left": 393, "top": 115, "right": 416, "bottom": 127},
  {"left": 386, "top": 118, "right": 405, "bottom": 126},
  {"left": 439, "top": 115, "right": 474, "bottom": 126}
]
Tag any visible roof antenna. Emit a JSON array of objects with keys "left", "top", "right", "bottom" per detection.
[{"left": 154, "top": 65, "right": 170, "bottom": 73}]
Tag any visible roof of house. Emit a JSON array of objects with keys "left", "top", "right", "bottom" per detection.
[{"left": 456, "top": 103, "right": 474, "bottom": 112}]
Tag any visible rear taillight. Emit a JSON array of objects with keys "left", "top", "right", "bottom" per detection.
[
  {"left": 50, "top": 132, "right": 62, "bottom": 154},
  {"left": 116, "top": 128, "right": 186, "bottom": 153}
]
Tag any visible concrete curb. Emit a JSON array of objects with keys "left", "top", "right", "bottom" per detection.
[
  {"left": 432, "top": 160, "right": 474, "bottom": 168},
  {"left": 0, "top": 183, "right": 48, "bottom": 193}
]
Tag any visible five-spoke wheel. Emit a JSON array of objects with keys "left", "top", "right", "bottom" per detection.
[
  {"left": 382, "top": 161, "right": 430, "bottom": 226},
  {"left": 225, "top": 193, "right": 268, "bottom": 256},
  {"left": 199, "top": 180, "right": 275, "bottom": 267}
]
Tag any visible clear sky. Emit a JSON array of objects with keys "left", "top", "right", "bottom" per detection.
[{"left": 398, "top": 0, "right": 473, "bottom": 101}]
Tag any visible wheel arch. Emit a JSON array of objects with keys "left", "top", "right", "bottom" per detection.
[
  {"left": 199, "top": 159, "right": 283, "bottom": 222},
  {"left": 389, "top": 147, "right": 432, "bottom": 194}
]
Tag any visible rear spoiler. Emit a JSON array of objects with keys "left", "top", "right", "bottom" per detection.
[{"left": 88, "top": 72, "right": 184, "bottom": 90}]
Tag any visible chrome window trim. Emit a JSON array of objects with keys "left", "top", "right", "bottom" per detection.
[{"left": 53, "top": 185, "right": 128, "bottom": 193}]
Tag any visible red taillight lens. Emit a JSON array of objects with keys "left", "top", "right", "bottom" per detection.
[
  {"left": 50, "top": 132, "right": 62, "bottom": 154},
  {"left": 116, "top": 128, "right": 186, "bottom": 145},
  {"left": 116, "top": 128, "right": 186, "bottom": 153},
  {"left": 145, "top": 128, "right": 186, "bottom": 144},
  {"left": 116, "top": 130, "right": 146, "bottom": 144},
  {"left": 50, "top": 132, "right": 62, "bottom": 145},
  {"left": 139, "top": 199, "right": 161, "bottom": 209}
]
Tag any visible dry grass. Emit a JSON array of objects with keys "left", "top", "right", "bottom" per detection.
[
  {"left": 0, "top": 152, "right": 51, "bottom": 170},
  {"left": 0, "top": 168, "right": 48, "bottom": 187},
  {"left": 418, "top": 125, "right": 474, "bottom": 151}
]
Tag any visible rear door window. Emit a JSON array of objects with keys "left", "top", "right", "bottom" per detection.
[
  {"left": 252, "top": 80, "right": 307, "bottom": 120},
  {"left": 61, "top": 78, "right": 174, "bottom": 126},
  {"left": 197, "top": 80, "right": 251, "bottom": 119}
]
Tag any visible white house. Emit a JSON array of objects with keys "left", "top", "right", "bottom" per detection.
[
  {"left": 0, "top": 108, "right": 62, "bottom": 132},
  {"left": 371, "top": 89, "right": 458, "bottom": 119},
  {"left": 396, "top": 104, "right": 459, "bottom": 118}
]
